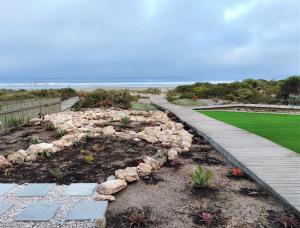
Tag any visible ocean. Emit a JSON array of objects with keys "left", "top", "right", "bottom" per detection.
[{"left": 0, "top": 75, "right": 283, "bottom": 90}]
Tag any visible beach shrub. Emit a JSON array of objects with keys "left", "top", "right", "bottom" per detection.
[
  {"left": 189, "top": 165, "right": 213, "bottom": 188},
  {"left": 278, "top": 76, "right": 300, "bottom": 100},
  {"left": 166, "top": 77, "right": 293, "bottom": 104},
  {"left": 137, "top": 88, "right": 161, "bottom": 95},
  {"left": 73, "top": 89, "right": 138, "bottom": 110},
  {"left": 0, "top": 88, "right": 77, "bottom": 101}
]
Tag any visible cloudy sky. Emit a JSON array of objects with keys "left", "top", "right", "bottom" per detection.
[{"left": 0, "top": 0, "right": 299, "bottom": 82}]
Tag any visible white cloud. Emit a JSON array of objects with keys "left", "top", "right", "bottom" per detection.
[{"left": 224, "top": 1, "right": 257, "bottom": 21}]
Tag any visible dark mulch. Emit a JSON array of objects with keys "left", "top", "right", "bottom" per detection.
[
  {"left": 141, "top": 173, "right": 164, "bottom": 185},
  {"left": 0, "top": 136, "right": 162, "bottom": 184},
  {"left": 239, "top": 187, "right": 268, "bottom": 197},
  {"left": 0, "top": 124, "right": 57, "bottom": 157},
  {"left": 106, "top": 207, "right": 156, "bottom": 228},
  {"left": 191, "top": 185, "right": 219, "bottom": 198},
  {"left": 192, "top": 209, "right": 227, "bottom": 227},
  {"left": 267, "top": 210, "right": 300, "bottom": 228}
]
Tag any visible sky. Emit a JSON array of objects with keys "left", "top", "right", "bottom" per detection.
[{"left": 0, "top": 0, "right": 300, "bottom": 83}]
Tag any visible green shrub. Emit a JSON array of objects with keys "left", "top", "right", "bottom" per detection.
[
  {"left": 55, "top": 128, "right": 67, "bottom": 138},
  {"left": 50, "top": 168, "right": 65, "bottom": 180},
  {"left": 28, "top": 135, "right": 42, "bottom": 144},
  {"left": 41, "top": 150, "right": 52, "bottom": 158},
  {"left": 0, "top": 88, "right": 77, "bottom": 101},
  {"left": 73, "top": 89, "right": 137, "bottom": 110},
  {"left": 278, "top": 76, "right": 300, "bottom": 100},
  {"left": 130, "top": 102, "right": 157, "bottom": 111},
  {"left": 189, "top": 165, "right": 213, "bottom": 188},
  {"left": 137, "top": 88, "right": 161, "bottom": 95},
  {"left": 84, "top": 155, "right": 94, "bottom": 164},
  {"left": 121, "top": 116, "right": 131, "bottom": 125}
]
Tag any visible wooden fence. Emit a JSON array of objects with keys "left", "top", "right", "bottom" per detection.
[{"left": 0, "top": 98, "right": 61, "bottom": 133}]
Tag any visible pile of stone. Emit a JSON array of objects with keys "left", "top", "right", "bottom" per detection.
[
  {"left": 94, "top": 150, "right": 169, "bottom": 201},
  {"left": 2, "top": 109, "right": 193, "bottom": 168}
]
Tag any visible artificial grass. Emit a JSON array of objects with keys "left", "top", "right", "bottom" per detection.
[{"left": 198, "top": 111, "right": 300, "bottom": 153}]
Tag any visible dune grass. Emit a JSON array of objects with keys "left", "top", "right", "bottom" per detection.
[{"left": 198, "top": 110, "right": 300, "bottom": 153}]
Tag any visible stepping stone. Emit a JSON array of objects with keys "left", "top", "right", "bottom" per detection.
[
  {"left": 0, "top": 184, "right": 17, "bottom": 196},
  {"left": 62, "top": 183, "right": 97, "bottom": 196},
  {"left": 66, "top": 200, "right": 108, "bottom": 221},
  {"left": 17, "top": 183, "right": 55, "bottom": 197},
  {"left": 15, "top": 202, "right": 60, "bottom": 221},
  {"left": 0, "top": 203, "right": 13, "bottom": 216}
]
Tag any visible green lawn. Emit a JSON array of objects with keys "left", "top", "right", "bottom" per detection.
[{"left": 198, "top": 111, "right": 300, "bottom": 153}]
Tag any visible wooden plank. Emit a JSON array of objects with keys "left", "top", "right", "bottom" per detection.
[{"left": 150, "top": 95, "right": 300, "bottom": 216}]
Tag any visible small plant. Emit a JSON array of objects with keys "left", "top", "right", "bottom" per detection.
[
  {"left": 28, "top": 135, "right": 42, "bottom": 144},
  {"left": 189, "top": 165, "right": 213, "bottom": 188},
  {"left": 122, "top": 116, "right": 131, "bottom": 125},
  {"left": 230, "top": 167, "right": 244, "bottom": 177},
  {"left": 44, "top": 121, "right": 56, "bottom": 131},
  {"left": 84, "top": 155, "right": 94, "bottom": 164},
  {"left": 126, "top": 214, "right": 146, "bottom": 227},
  {"left": 92, "top": 144, "right": 99, "bottom": 152},
  {"left": 55, "top": 128, "right": 67, "bottom": 138},
  {"left": 170, "top": 159, "right": 181, "bottom": 168},
  {"left": 276, "top": 214, "right": 299, "bottom": 228},
  {"left": 199, "top": 212, "right": 214, "bottom": 225},
  {"left": 200, "top": 144, "right": 212, "bottom": 152},
  {"left": 41, "top": 150, "right": 52, "bottom": 158},
  {"left": 49, "top": 168, "right": 65, "bottom": 180},
  {"left": 80, "top": 148, "right": 86, "bottom": 154}
]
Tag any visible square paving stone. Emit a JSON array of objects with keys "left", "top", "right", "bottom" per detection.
[
  {"left": 17, "top": 183, "right": 55, "bottom": 197},
  {"left": 15, "top": 202, "right": 60, "bottom": 221},
  {"left": 0, "top": 184, "right": 17, "bottom": 196},
  {"left": 66, "top": 200, "right": 108, "bottom": 221},
  {"left": 62, "top": 183, "right": 97, "bottom": 196},
  {"left": 0, "top": 203, "right": 13, "bottom": 216}
]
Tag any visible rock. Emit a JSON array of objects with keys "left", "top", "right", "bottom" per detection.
[
  {"left": 115, "top": 167, "right": 139, "bottom": 182},
  {"left": 138, "top": 133, "right": 158, "bottom": 143},
  {"left": 0, "top": 155, "right": 12, "bottom": 169},
  {"left": 168, "top": 149, "right": 178, "bottom": 160},
  {"left": 7, "top": 150, "right": 26, "bottom": 164},
  {"left": 102, "top": 126, "right": 116, "bottom": 136},
  {"left": 25, "top": 154, "right": 37, "bottom": 162},
  {"left": 143, "top": 156, "right": 160, "bottom": 170},
  {"left": 95, "top": 218, "right": 106, "bottom": 228},
  {"left": 26, "top": 143, "right": 54, "bottom": 156},
  {"left": 107, "top": 175, "right": 116, "bottom": 181},
  {"left": 137, "top": 163, "right": 152, "bottom": 177},
  {"left": 30, "top": 118, "right": 41, "bottom": 125},
  {"left": 97, "top": 179, "right": 127, "bottom": 195},
  {"left": 153, "top": 150, "right": 168, "bottom": 167},
  {"left": 93, "top": 193, "right": 115, "bottom": 201}
]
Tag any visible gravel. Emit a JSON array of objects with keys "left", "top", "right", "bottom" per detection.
[{"left": 0, "top": 184, "right": 97, "bottom": 228}]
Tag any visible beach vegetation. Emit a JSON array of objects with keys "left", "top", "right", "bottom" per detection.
[{"left": 73, "top": 89, "right": 138, "bottom": 110}]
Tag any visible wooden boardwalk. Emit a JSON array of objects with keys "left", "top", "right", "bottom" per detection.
[
  {"left": 61, "top": 96, "right": 79, "bottom": 111},
  {"left": 150, "top": 96, "right": 300, "bottom": 215}
]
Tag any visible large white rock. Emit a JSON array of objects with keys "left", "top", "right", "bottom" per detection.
[
  {"left": 7, "top": 150, "right": 26, "bottom": 164},
  {"left": 115, "top": 167, "right": 139, "bottom": 182},
  {"left": 26, "top": 143, "right": 54, "bottom": 156},
  {"left": 97, "top": 179, "right": 127, "bottom": 195},
  {"left": 143, "top": 156, "right": 160, "bottom": 170},
  {"left": 93, "top": 193, "right": 115, "bottom": 202},
  {"left": 137, "top": 163, "right": 152, "bottom": 177},
  {"left": 102, "top": 126, "right": 116, "bottom": 136},
  {"left": 167, "top": 149, "right": 178, "bottom": 160}
]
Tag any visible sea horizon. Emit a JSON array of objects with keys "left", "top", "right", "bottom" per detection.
[{"left": 0, "top": 74, "right": 289, "bottom": 90}]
